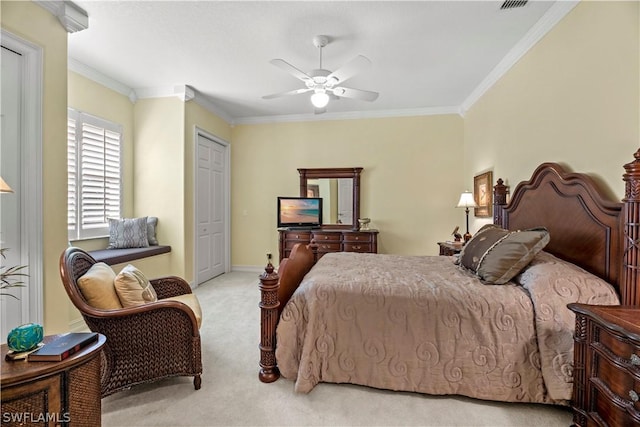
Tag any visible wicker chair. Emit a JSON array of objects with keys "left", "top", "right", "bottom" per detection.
[{"left": 59, "top": 247, "right": 202, "bottom": 397}]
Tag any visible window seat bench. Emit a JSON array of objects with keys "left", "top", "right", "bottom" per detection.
[{"left": 88, "top": 245, "right": 171, "bottom": 266}]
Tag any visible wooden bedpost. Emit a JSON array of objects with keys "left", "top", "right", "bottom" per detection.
[
  {"left": 622, "top": 149, "right": 640, "bottom": 306},
  {"left": 258, "top": 253, "right": 280, "bottom": 382},
  {"left": 493, "top": 178, "right": 509, "bottom": 227}
]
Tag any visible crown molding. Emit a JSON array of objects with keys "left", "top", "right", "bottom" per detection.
[
  {"left": 234, "top": 105, "right": 462, "bottom": 125},
  {"left": 460, "top": 0, "right": 579, "bottom": 115},
  {"left": 191, "top": 95, "right": 236, "bottom": 125},
  {"left": 68, "top": 58, "right": 137, "bottom": 102},
  {"left": 34, "top": 0, "right": 88, "bottom": 33}
]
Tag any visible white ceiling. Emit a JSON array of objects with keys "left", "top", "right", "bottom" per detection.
[{"left": 65, "top": 1, "right": 571, "bottom": 124}]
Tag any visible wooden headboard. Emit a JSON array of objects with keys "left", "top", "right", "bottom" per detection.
[{"left": 492, "top": 151, "right": 640, "bottom": 305}]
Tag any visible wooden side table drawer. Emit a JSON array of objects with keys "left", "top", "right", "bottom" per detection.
[
  {"left": 568, "top": 304, "right": 640, "bottom": 427},
  {"left": 344, "top": 243, "right": 373, "bottom": 253},
  {"left": 283, "top": 231, "right": 311, "bottom": 242},
  {"left": 312, "top": 232, "right": 342, "bottom": 242},
  {"left": 343, "top": 232, "right": 373, "bottom": 243},
  {"left": 316, "top": 242, "right": 341, "bottom": 252}
]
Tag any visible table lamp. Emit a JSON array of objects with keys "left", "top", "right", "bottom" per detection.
[
  {"left": 0, "top": 176, "right": 14, "bottom": 193},
  {"left": 456, "top": 191, "right": 477, "bottom": 243}
]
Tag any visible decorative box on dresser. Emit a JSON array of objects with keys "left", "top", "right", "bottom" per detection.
[
  {"left": 567, "top": 304, "right": 640, "bottom": 427},
  {"left": 278, "top": 228, "right": 378, "bottom": 262}
]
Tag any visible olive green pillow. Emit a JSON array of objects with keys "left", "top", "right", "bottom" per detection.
[{"left": 460, "top": 224, "right": 550, "bottom": 284}]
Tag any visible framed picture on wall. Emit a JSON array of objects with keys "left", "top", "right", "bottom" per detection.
[{"left": 474, "top": 171, "right": 493, "bottom": 217}]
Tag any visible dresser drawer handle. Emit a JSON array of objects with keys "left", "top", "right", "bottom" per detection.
[
  {"left": 630, "top": 390, "right": 639, "bottom": 403},
  {"left": 353, "top": 245, "right": 361, "bottom": 250},
  {"left": 295, "top": 234, "right": 299, "bottom": 239},
  {"left": 631, "top": 354, "right": 640, "bottom": 366},
  {"left": 355, "top": 237, "right": 359, "bottom": 240},
  {"left": 324, "top": 236, "right": 329, "bottom": 240}
]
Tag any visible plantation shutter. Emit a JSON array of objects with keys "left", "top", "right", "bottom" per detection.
[{"left": 67, "top": 109, "right": 122, "bottom": 240}]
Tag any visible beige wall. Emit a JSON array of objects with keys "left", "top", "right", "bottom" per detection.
[
  {"left": 2, "top": 2, "right": 70, "bottom": 334},
  {"left": 231, "top": 115, "right": 464, "bottom": 266},
  {"left": 464, "top": 0, "right": 639, "bottom": 233},
  {"left": 133, "top": 98, "right": 185, "bottom": 277}
]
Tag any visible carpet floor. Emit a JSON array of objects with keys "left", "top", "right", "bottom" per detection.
[{"left": 102, "top": 271, "right": 573, "bottom": 426}]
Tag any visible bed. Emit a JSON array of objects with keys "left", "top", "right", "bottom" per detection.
[{"left": 258, "top": 151, "right": 640, "bottom": 405}]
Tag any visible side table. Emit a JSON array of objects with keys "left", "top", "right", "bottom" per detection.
[
  {"left": 1, "top": 333, "right": 106, "bottom": 426},
  {"left": 438, "top": 241, "right": 463, "bottom": 256}
]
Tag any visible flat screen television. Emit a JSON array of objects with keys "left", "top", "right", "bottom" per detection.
[{"left": 277, "top": 197, "right": 323, "bottom": 228}]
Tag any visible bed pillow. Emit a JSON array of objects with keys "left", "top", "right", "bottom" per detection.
[
  {"left": 77, "top": 262, "right": 123, "bottom": 309},
  {"left": 147, "top": 216, "right": 159, "bottom": 245},
  {"left": 459, "top": 224, "right": 550, "bottom": 284},
  {"left": 114, "top": 264, "right": 158, "bottom": 307},
  {"left": 108, "top": 217, "right": 149, "bottom": 249}
]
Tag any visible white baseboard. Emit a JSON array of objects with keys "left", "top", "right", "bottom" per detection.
[{"left": 231, "top": 265, "right": 264, "bottom": 274}]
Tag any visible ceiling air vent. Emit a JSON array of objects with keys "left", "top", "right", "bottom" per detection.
[{"left": 500, "top": 0, "right": 528, "bottom": 10}]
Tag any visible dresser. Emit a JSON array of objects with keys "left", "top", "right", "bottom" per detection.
[
  {"left": 278, "top": 228, "right": 378, "bottom": 261},
  {"left": 567, "top": 304, "right": 640, "bottom": 427},
  {"left": 1, "top": 333, "right": 106, "bottom": 426}
]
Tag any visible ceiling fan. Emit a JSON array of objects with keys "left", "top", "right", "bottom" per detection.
[{"left": 263, "top": 35, "right": 379, "bottom": 114}]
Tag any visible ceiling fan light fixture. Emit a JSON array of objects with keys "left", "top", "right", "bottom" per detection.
[{"left": 310, "top": 91, "right": 330, "bottom": 108}]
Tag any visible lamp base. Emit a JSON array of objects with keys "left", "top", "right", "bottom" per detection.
[{"left": 463, "top": 232, "right": 472, "bottom": 244}]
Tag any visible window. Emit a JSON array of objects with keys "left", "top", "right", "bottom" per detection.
[{"left": 67, "top": 109, "right": 122, "bottom": 240}]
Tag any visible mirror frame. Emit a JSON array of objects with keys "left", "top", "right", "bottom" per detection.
[{"left": 298, "top": 167, "right": 363, "bottom": 230}]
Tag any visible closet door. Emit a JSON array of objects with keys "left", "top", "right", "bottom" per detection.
[{"left": 196, "top": 133, "right": 227, "bottom": 284}]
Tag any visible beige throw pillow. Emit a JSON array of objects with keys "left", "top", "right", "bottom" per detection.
[
  {"left": 77, "top": 262, "right": 122, "bottom": 309},
  {"left": 165, "top": 294, "right": 203, "bottom": 329},
  {"left": 114, "top": 264, "right": 158, "bottom": 307},
  {"left": 460, "top": 224, "right": 550, "bottom": 284}
]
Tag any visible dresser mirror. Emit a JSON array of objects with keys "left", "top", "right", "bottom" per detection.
[{"left": 298, "top": 168, "right": 362, "bottom": 229}]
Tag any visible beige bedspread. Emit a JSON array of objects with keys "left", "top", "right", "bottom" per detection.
[{"left": 275, "top": 252, "right": 619, "bottom": 404}]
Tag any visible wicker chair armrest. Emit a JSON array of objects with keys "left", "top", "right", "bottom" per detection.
[
  {"left": 150, "top": 276, "right": 193, "bottom": 299},
  {"left": 82, "top": 299, "right": 200, "bottom": 335}
]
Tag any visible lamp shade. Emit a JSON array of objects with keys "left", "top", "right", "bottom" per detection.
[
  {"left": 310, "top": 91, "right": 330, "bottom": 108},
  {"left": 456, "top": 191, "right": 477, "bottom": 208},
  {"left": 0, "top": 176, "right": 14, "bottom": 193}
]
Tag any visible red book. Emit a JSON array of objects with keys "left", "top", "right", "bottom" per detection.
[{"left": 27, "top": 332, "right": 99, "bottom": 362}]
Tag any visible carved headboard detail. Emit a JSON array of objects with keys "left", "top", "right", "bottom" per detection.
[{"left": 495, "top": 153, "right": 640, "bottom": 305}]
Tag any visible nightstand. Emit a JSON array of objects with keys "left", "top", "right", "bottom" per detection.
[
  {"left": 567, "top": 304, "right": 640, "bottom": 427},
  {"left": 438, "top": 241, "right": 462, "bottom": 256}
]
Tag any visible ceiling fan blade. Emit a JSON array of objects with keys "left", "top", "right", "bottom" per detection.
[
  {"left": 332, "top": 86, "right": 379, "bottom": 102},
  {"left": 269, "top": 59, "right": 312, "bottom": 82},
  {"left": 262, "top": 88, "right": 312, "bottom": 100},
  {"left": 327, "top": 55, "right": 371, "bottom": 85}
]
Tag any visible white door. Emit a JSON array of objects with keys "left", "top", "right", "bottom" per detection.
[
  {"left": 337, "top": 178, "right": 353, "bottom": 225},
  {"left": 0, "top": 33, "right": 43, "bottom": 340},
  {"left": 196, "top": 133, "right": 226, "bottom": 283},
  {"left": 1, "top": 46, "right": 24, "bottom": 338}
]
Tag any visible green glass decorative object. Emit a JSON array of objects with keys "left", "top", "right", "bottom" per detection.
[{"left": 7, "top": 323, "right": 43, "bottom": 352}]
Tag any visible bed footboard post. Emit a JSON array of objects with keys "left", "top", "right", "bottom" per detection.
[
  {"left": 493, "top": 178, "right": 509, "bottom": 227},
  {"left": 622, "top": 149, "right": 640, "bottom": 306},
  {"left": 258, "top": 254, "right": 280, "bottom": 382},
  {"left": 309, "top": 239, "right": 319, "bottom": 263}
]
